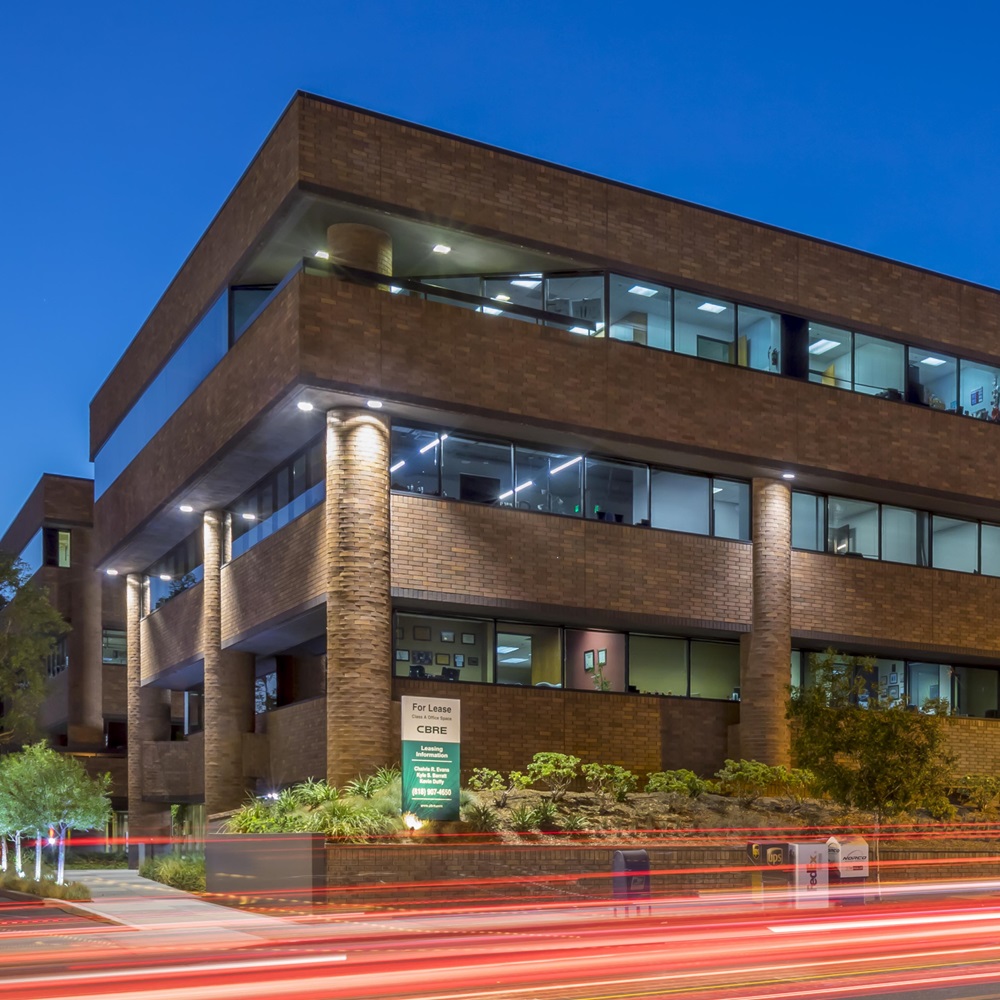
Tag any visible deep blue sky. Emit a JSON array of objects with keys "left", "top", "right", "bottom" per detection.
[{"left": 3, "top": 2, "right": 999, "bottom": 535}]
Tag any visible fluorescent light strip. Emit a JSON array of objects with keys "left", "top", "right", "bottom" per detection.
[
  {"left": 390, "top": 460, "right": 405, "bottom": 473},
  {"left": 570, "top": 326, "right": 590, "bottom": 335},
  {"left": 418, "top": 434, "right": 447, "bottom": 454},
  {"left": 511, "top": 278, "right": 541, "bottom": 289},
  {"left": 496, "top": 645, "right": 519, "bottom": 654},
  {"left": 808, "top": 338, "right": 840, "bottom": 355},
  {"left": 498, "top": 480, "right": 534, "bottom": 501},
  {"left": 550, "top": 455, "right": 583, "bottom": 475}
]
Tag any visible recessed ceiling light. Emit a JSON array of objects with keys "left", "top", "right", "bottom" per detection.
[
  {"left": 698, "top": 302, "right": 727, "bottom": 314},
  {"left": 179, "top": 505, "right": 194, "bottom": 513},
  {"left": 493, "top": 294, "right": 511, "bottom": 302},
  {"left": 511, "top": 278, "right": 541, "bottom": 289},
  {"left": 500, "top": 657, "right": 529, "bottom": 664},
  {"left": 782, "top": 472, "right": 796, "bottom": 480},
  {"left": 106, "top": 568, "right": 119, "bottom": 576},
  {"left": 159, "top": 574, "right": 172, "bottom": 582},
  {"left": 921, "top": 356, "right": 947, "bottom": 366},
  {"left": 242, "top": 512, "right": 257, "bottom": 521},
  {"left": 712, "top": 487, "right": 723, "bottom": 494},
  {"left": 297, "top": 401, "right": 315, "bottom": 412},
  {"left": 389, "top": 285, "right": 403, "bottom": 294},
  {"left": 808, "top": 339, "right": 840, "bottom": 355},
  {"left": 432, "top": 244, "right": 451, "bottom": 254},
  {"left": 570, "top": 326, "right": 590, "bottom": 335},
  {"left": 628, "top": 285, "right": 658, "bottom": 298},
  {"left": 496, "top": 646, "right": 519, "bottom": 654},
  {"left": 366, "top": 399, "right": 383, "bottom": 409},
  {"left": 481, "top": 306, "right": 504, "bottom": 316},
  {"left": 314, "top": 250, "right": 330, "bottom": 260}
]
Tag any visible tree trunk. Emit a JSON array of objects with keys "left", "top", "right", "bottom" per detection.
[
  {"left": 873, "top": 815, "right": 882, "bottom": 901},
  {"left": 57, "top": 832, "right": 65, "bottom": 885},
  {"left": 1, "top": 835, "right": 6, "bottom": 872},
  {"left": 34, "top": 830, "right": 42, "bottom": 881},
  {"left": 15, "top": 831, "right": 23, "bottom": 876}
]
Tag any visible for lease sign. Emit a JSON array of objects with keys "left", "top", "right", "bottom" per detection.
[{"left": 401, "top": 695, "right": 461, "bottom": 820}]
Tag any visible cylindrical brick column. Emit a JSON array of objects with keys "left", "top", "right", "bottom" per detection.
[
  {"left": 326, "top": 223, "right": 392, "bottom": 276},
  {"left": 125, "top": 573, "right": 171, "bottom": 867},
  {"left": 203, "top": 511, "right": 254, "bottom": 815},
  {"left": 325, "top": 408, "right": 392, "bottom": 787},
  {"left": 740, "top": 478, "right": 792, "bottom": 766},
  {"left": 67, "top": 527, "right": 103, "bottom": 748}
]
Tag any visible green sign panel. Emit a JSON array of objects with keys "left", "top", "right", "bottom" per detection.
[{"left": 401, "top": 695, "right": 461, "bottom": 820}]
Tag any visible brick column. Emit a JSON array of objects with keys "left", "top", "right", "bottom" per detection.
[
  {"left": 326, "top": 408, "right": 392, "bottom": 787},
  {"left": 66, "top": 527, "right": 103, "bottom": 748},
  {"left": 740, "top": 478, "right": 792, "bottom": 766},
  {"left": 203, "top": 510, "right": 254, "bottom": 815},
  {"left": 326, "top": 223, "right": 392, "bottom": 275},
  {"left": 125, "top": 573, "right": 171, "bottom": 866}
]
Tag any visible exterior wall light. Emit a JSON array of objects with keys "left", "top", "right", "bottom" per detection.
[
  {"left": 782, "top": 472, "right": 796, "bottom": 480},
  {"left": 106, "top": 568, "right": 119, "bottom": 576},
  {"left": 297, "top": 401, "right": 315, "bottom": 412},
  {"left": 366, "top": 399, "right": 383, "bottom": 409},
  {"left": 179, "top": 504, "right": 194, "bottom": 513}
]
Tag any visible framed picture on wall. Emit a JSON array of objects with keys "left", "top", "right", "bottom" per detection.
[
  {"left": 440, "top": 630, "right": 455, "bottom": 643},
  {"left": 413, "top": 625, "right": 432, "bottom": 642},
  {"left": 889, "top": 672, "right": 898, "bottom": 685},
  {"left": 597, "top": 648, "right": 607, "bottom": 666},
  {"left": 461, "top": 633, "right": 476, "bottom": 645},
  {"left": 395, "top": 649, "right": 410, "bottom": 662},
  {"left": 468, "top": 656, "right": 480, "bottom": 667},
  {"left": 413, "top": 650, "right": 433, "bottom": 667},
  {"left": 584, "top": 650, "right": 595, "bottom": 672},
  {"left": 454, "top": 654, "right": 465, "bottom": 668},
  {"left": 888, "top": 684, "right": 900, "bottom": 700},
  {"left": 435, "top": 653, "right": 451, "bottom": 666}
]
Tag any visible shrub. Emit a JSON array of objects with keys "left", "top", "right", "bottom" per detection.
[
  {"left": 0, "top": 870, "right": 91, "bottom": 901},
  {"left": 784, "top": 768, "right": 817, "bottom": 807},
  {"left": 645, "top": 769, "right": 713, "bottom": 797},
  {"left": 527, "top": 753, "right": 580, "bottom": 802},
  {"left": 954, "top": 774, "right": 1000, "bottom": 812},
  {"left": 140, "top": 853, "right": 206, "bottom": 893},
  {"left": 582, "top": 763, "right": 638, "bottom": 807},
  {"left": 559, "top": 813, "right": 590, "bottom": 833},
  {"left": 530, "top": 800, "right": 560, "bottom": 830},
  {"left": 509, "top": 804, "right": 538, "bottom": 832},
  {"left": 467, "top": 768, "right": 532, "bottom": 808},
  {"left": 463, "top": 802, "right": 500, "bottom": 833},
  {"left": 64, "top": 849, "right": 128, "bottom": 870},
  {"left": 714, "top": 759, "right": 790, "bottom": 808}
]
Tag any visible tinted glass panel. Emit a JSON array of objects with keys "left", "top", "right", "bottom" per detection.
[
  {"left": 513, "top": 448, "right": 583, "bottom": 516},
  {"left": 565, "top": 629, "right": 625, "bottom": 692},
  {"left": 231, "top": 286, "right": 276, "bottom": 341},
  {"left": 792, "top": 492, "right": 825, "bottom": 551},
  {"left": 628, "top": 635, "right": 687, "bottom": 696},
  {"left": 881, "top": 506, "right": 928, "bottom": 566},
  {"left": 649, "top": 470, "right": 709, "bottom": 535},
  {"left": 441, "top": 436, "right": 512, "bottom": 504},
  {"left": 102, "top": 629, "right": 127, "bottom": 665},
  {"left": 544, "top": 275, "right": 604, "bottom": 335},
  {"left": 907, "top": 662, "right": 949, "bottom": 708},
  {"left": 585, "top": 459, "right": 648, "bottom": 525},
  {"left": 390, "top": 426, "right": 442, "bottom": 495},
  {"left": 737, "top": 306, "right": 781, "bottom": 372},
  {"left": 854, "top": 333, "right": 905, "bottom": 398},
  {"left": 496, "top": 622, "right": 561, "bottom": 687},
  {"left": 982, "top": 523, "right": 1000, "bottom": 577},
  {"left": 608, "top": 274, "right": 671, "bottom": 349},
  {"left": 396, "top": 613, "right": 493, "bottom": 684},
  {"left": 485, "top": 274, "right": 543, "bottom": 314},
  {"left": 689, "top": 641, "right": 740, "bottom": 700},
  {"left": 808, "top": 323, "right": 852, "bottom": 390},
  {"left": 907, "top": 347, "right": 958, "bottom": 410},
  {"left": 674, "top": 290, "right": 735, "bottom": 363},
  {"left": 827, "top": 497, "right": 878, "bottom": 558},
  {"left": 953, "top": 666, "right": 998, "bottom": 718},
  {"left": 932, "top": 516, "right": 978, "bottom": 573},
  {"left": 712, "top": 479, "right": 750, "bottom": 540},
  {"left": 959, "top": 359, "right": 1000, "bottom": 420}
]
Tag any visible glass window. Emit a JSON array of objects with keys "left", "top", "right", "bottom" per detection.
[
  {"left": 712, "top": 479, "right": 750, "bottom": 540},
  {"left": 808, "top": 323, "right": 852, "bottom": 390},
  {"left": 441, "top": 436, "right": 512, "bottom": 505},
  {"left": 255, "top": 672, "right": 278, "bottom": 713},
  {"left": 953, "top": 665, "right": 999, "bottom": 718},
  {"left": 689, "top": 641, "right": 740, "bottom": 700},
  {"left": 628, "top": 635, "right": 687, "bottom": 696},
  {"left": 396, "top": 614, "right": 494, "bottom": 684},
  {"left": 907, "top": 347, "right": 958, "bottom": 410},
  {"left": 230, "top": 285, "right": 277, "bottom": 342},
  {"left": 872, "top": 658, "right": 905, "bottom": 703},
  {"left": 102, "top": 629, "right": 127, "bottom": 665},
  {"left": 565, "top": 629, "right": 625, "bottom": 692},
  {"left": 792, "top": 492, "right": 825, "bottom": 551},
  {"left": 790, "top": 650, "right": 803, "bottom": 690},
  {"left": 585, "top": 459, "right": 649, "bottom": 525},
  {"left": 674, "top": 290, "right": 735, "bottom": 363},
  {"left": 853, "top": 334, "right": 905, "bottom": 398},
  {"left": 881, "top": 506, "right": 929, "bottom": 566},
  {"left": 144, "top": 530, "right": 204, "bottom": 614},
  {"left": 827, "top": 497, "right": 878, "bottom": 558},
  {"left": 958, "top": 359, "right": 1000, "bottom": 421},
  {"left": 982, "top": 523, "right": 1000, "bottom": 577},
  {"left": 544, "top": 275, "right": 605, "bottom": 336},
  {"left": 495, "top": 622, "right": 562, "bottom": 687},
  {"left": 484, "top": 274, "right": 543, "bottom": 316},
  {"left": 17, "top": 529, "right": 43, "bottom": 577},
  {"left": 389, "top": 426, "right": 442, "bottom": 496},
  {"left": 42, "top": 528, "right": 71, "bottom": 568},
  {"left": 737, "top": 306, "right": 781, "bottom": 373},
  {"left": 932, "top": 516, "right": 978, "bottom": 573},
  {"left": 907, "top": 662, "right": 950, "bottom": 710},
  {"left": 608, "top": 274, "right": 671, "bottom": 349},
  {"left": 649, "top": 470, "right": 709, "bottom": 535},
  {"left": 513, "top": 447, "right": 583, "bottom": 516},
  {"left": 94, "top": 294, "right": 228, "bottom": 499},
  {"left": 184, "top": 687, "right": 204, "bottom": 736}
]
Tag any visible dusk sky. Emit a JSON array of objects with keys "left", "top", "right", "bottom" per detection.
[{"left": 3, "top": 2, "right": 999, "bottom": 534}]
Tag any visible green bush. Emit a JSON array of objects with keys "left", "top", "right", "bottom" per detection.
[
  {"left": 139, "top": 853, "right": 206, "bottom": 893},
  {"left": 645, "top": 769, "right": 713, "bottom": 797},
  {"left": 64, "top": 849, "right": 128, "bottom": 870},
  {"left": 462, "top": 802, "right": 500, "bottom": 833},
  {"left": 582, "top": 763, "right": 638, "bottom": 806},
  {"left": 509, "top": 804, "right": 538, "bottom": 832},
  {"left": 954, "top": 774, "right": 1000, "bottom": 812},
  {"left": 714, "top": 759, "right": 790, "bottom": 807},
  {"left": 527, "top": 753, "right": 580, "bottom": 802},
  {"left": 530, "top": 800, "right": 560, "bottom": 830},
  {"left": 467, "top": 768, "right": 531, "bottom": 808},
  {"left": 0, "top": 870, "right": 91, "bottom": 901},
  {"left": 559, "top": 813, "right": 590, "bottom": 833}
]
